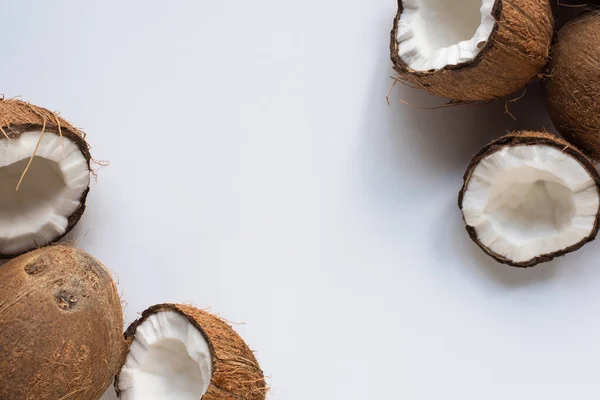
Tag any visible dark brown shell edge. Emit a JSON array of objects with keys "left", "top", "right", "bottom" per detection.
[
  {"left": 390, "top": 0, "right": 554, "bottom": 101},
  {"left": 115, "top": 303, "right": 267, "bottom": 400},
  {"left": 0, "top": 99, "right": 92, "bottom": 259},
  {"left": 457, "top": 131, "right": 600, "bottom": 268}
]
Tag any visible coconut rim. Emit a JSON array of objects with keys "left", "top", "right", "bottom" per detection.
[
  {"left": 0, "top": 102, "right": 92, "bottom": 259},
  {"left": 389, "top": 0, "right": 503, "bottom": 76},
  {"left": 114, "top": 303, "right": 218, "bottom": 397},
  {"left": 458, "top": 131, "right": 600, "bottom": 268}
]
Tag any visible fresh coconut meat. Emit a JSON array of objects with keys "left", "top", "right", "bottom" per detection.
[
  {"left": 0, "top": 100, "right": 91, "bottom": 257},
  {"left": 396, "top": 0, "right": 496, "bottom": 71},
  {"left": 0, "top": 245, "right": 125, "bottom": 400},
  {"left": 390, "top": 0, "right": 553, "bottom": 100},
  {"left": 117, "top": 311, "right": 212, "bottom": 400},
  {"left": 459, "top": 131, "right": 600, "bottom": 267},
  {"left": 546, "top": 13, "right": 600, "bottom": 161},
  {"left": 116, "top": 304, "right": 266, "bottom": 400}
]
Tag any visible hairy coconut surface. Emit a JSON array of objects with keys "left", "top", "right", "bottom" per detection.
[
  {"left": 546, "top": 13, "right": 600, "bottom": 160},
  {"left": 0, "top": 245, "right": 126, "bottom": 400},
  {"left": 116, "top": 303, "right": 266, "bottom": 400},
  {"left": 390, "top": 0, "right": 553, "bottom": 101},
  {"left": 459, "top": 131, "right": 600, "bottom": 267},
  {"left": 0, "top": 99, "right": 91, "bottom": 258}
]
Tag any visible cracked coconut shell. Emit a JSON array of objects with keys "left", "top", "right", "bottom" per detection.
[
  {"left": 0, "top": 245, "right": 126, "bottom": 400},
  {"left": 0, "top": 99, "right": 92, "bottom": 258},
  {"left": 546, "top": 13, "right": 600, "bottom": 161},
  {"left": 116, "top": 303, "right": 266, "bottom": 400},
  {"left": 390, "top": 0, "right": 553, "bottom": 101},
  {"left": 458, "top": 131, "right": 600, "bottom": 267}
]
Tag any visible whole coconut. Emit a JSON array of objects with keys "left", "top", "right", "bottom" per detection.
[
  {"left": 546, "top": 13, "right": 600, "bottom": 159},
  {"left": 0, "top": 245, "right": 126, "bottom": 400}
]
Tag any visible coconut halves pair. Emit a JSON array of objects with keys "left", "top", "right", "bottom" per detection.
[
  {"left": 459, "top": 131, "right": 600, "bottom": 268},
  {"left": 390, "top": 0, "right": 553, "bottom": 101},
  {"left": 0, "top": 246, "right": 266, "bottom": 400}
]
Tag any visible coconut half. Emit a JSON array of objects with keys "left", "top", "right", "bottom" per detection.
[
  {"left": 116, "top": 304, "right": 266, "bottom": 400},
  {"left": 390, "top": 0, "right": 553, "bottom": 101},
  {"left": 0, "top": 100, "right": 91, "bottom": 258},
  {"left": 459, "top": 131, "right": 600, "bottom": 267}
]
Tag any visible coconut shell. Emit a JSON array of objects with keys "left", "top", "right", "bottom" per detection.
[
  {"left": 0, "top": 245, "right": 126, "bottom": 399},
  {"left": 546, "top": 13, "right": 600, "bottom": 160},
  {"left": 458, "top": 130, "right": 600, "bottom": 267},
  {"left": 0, "top": 99, "right": 92, "bottom": 258},
  {"left": 115, "top": 303, "right": 267, "bottom": 400},
  {"left": 390, "top": 0, "right": 554, "bottom": 101}
]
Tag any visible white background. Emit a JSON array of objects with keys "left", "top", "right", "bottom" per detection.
[{"left": 1, "top": 1, "right": 598, "bottom": 399}]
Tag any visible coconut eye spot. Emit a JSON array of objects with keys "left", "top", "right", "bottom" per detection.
[
  {"left": 54, "top": 290, "right": 78, "bottom": 311},
  {"left": 0, "top": 132, "right": 89, "bottom": 256},
  {"left": 462, "top": 145, "right": 600, "bottom": 264},
  {"left": 117, "top": 311, "right": 213, "bottom": 400},
  {"left": 396, "top": 0, "right": 496, "bottom": 71},
  {"left": 24, "top": 259, "right": 46, "bottom": 275}
]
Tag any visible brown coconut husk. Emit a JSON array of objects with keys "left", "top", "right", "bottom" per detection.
[
  {"left": 390, "top": 0, "right": 554, "bottom": 101},
  {"left": 0, "top": 99, "right": 91, "bottom": 258},
  {"left": 458, "top": 130, "right": 600, "bottom": 268},
  {"left": 546, "top": 13, "right": 600, "bottom": 160},
  {"left": 0, "top": 245, "right": 126, "bottom": 400},
  {"left": 115, "top": 303, "right": 267, "bottom": 400}
]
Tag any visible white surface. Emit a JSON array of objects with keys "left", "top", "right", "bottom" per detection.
[
  {"left": 118, "top": 311, "right": 212, "bottom": 400},
  {"left": 1, "top": 2, "right": 600, "bottom": 400},
  {"left": 462, "top": 145, "right": 599, "bottom": 263},
  {"left": 397, "top": 0, "right": 495, "bottom": 70},
  {"left": 0, "top": 131, "right": 89, "bottom": 254}
]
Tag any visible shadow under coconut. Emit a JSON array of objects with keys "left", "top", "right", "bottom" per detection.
[
  {"left": 552, "top": 1, "right": 597, "bottom": 31},
  {"left": 385, "top": 77, "right": 554, "bottom": 175},
  {"left": 433, "top": 199, "right": 560, "bottom": 288},
  {"left": 358, "top": 54, "right": 554, "bottom": 209},
  {"left": 100, "top": 389, "right": 118, "bottom": 400}
]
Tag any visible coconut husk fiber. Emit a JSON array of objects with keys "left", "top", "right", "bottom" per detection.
[
  {"left": 115, "top": 303, "right": 267, "bottom": 400},
  {"left": 0, "top": 99, "right": 91, "bottom": 258},
  {"left": 0, "top": 245, "right": 126, "bottom": 400},
  {"left": 390, "top": 0, "right": 554, "bottom": 101},
  {"left": 546, "top": 13, "right": 600, "bottom": 160},
  {"left": 0, "top": 99, "right": 88, "bottom": 146},
  {"left": 458, "top": 130, "right": 600, "bottom": 267}
]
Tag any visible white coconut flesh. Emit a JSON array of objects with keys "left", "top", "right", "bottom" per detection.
[
  {"left": 397, "top": 0, "right": 496, "bottom": 71},
  {"left": 118, "top": 311, "right": 213, "bottom": 400},
  {"left": 462, "top": 145, "right": 600, "bottom": 263},
  {"left": 0, "top": 131, "right": 89, "bottom": 255}
]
